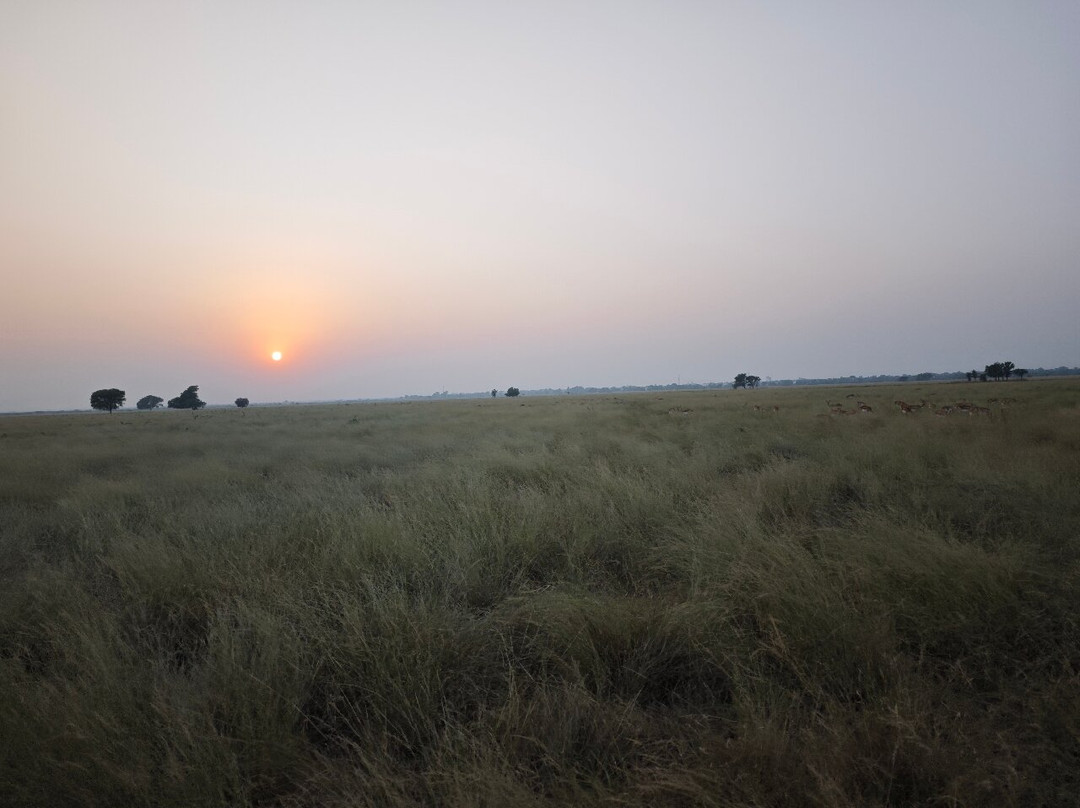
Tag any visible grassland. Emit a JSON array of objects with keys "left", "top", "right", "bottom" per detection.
[{"left": 2, "top": 380, "right": 1079, "bottom": 807}]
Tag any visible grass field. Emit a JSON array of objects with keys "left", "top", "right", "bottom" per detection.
[{"left": 2, "top": 380, "right": 1079, "bottom": 807}]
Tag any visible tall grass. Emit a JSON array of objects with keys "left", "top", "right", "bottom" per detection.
[{"left": 2, "top": 380, "right": 1078, "bottom": 806}]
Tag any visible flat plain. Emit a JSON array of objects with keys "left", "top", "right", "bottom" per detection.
[{"left": 2, "top": 380, "right": 1078, "bottom": 807}]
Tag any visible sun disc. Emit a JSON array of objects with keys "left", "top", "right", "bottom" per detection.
[{"left": 271, "top": 351, "right": 282, "bottom": 361}]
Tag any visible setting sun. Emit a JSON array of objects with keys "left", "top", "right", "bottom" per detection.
[{"left": 271, "top": 351, "right": 282, "bottom": 362}]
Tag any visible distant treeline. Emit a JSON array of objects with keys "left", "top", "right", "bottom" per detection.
[
  {"left": 765, "top": 366, "right": 1080, "bottom": 387},
  {"left": 400, "top": 367, "right": 1080, "bottom": 400}
]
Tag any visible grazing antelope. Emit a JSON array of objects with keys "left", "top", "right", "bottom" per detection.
[{"left": 858, "top": 403, "right": 872, "bottom": 413}]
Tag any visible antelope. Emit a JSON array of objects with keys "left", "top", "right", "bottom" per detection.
[{"left": 857, "top": 403, "right": 872, "bottom": 413}]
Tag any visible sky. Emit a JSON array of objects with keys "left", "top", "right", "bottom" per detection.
[{"left": 2, "top": 1, "right": 1078, "bottom": 411}]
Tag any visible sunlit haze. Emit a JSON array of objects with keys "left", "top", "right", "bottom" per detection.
[{"left": 2, "top": 1, "right": 1078, "bottom": 411}]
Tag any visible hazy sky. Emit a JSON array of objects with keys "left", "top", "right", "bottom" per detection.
[{"left": 3, "top": 1, "right": 1078, "bottom": 411}]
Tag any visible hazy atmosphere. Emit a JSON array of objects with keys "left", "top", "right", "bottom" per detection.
[{"left": 3, "top": 1, "right": 1078, "bottom": 412}]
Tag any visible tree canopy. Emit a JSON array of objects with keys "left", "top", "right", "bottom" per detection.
[
  {"left": 90, "top": 388, "right": 126, "bottom": 413},
  {"left": 168, "top": 385, "right": 206, "bottom": 410},
  {"left": 505, "top": 387, "right": 521, "bottom": 398},
  {"left": 136, "top": 395, "right": 163, "bottom": 410},
  {"left": 733, "top": 373, "right": 760, "bottom": 389},
  {"left": 235, "top": 398, "right": 250, "bottom": 408},
  {"left": 985, "top": 361, "right": 1017, "bottom": 381}
]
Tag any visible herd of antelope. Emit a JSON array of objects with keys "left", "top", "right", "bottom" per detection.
[
  {"left": 825, "top": 395, "right": 1010, "bottom": 416},
  {"left": 892, "top": 397, "right": 1017, "bottom": 417},
  {"left": 747, "top": 393, "right": 1018, "bottom": 418},
  {"left": 820, "top": 396, "right": 1016, "bottom": 417},
  {"left": 824, "top": 398, "right": 874, "bottom": 416}
]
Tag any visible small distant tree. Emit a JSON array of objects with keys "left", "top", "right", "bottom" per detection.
[
  {"left": 491, "top": 389, "right": 498, "bottom": 398},
  {"left": 235, "top": 397, "right": 249, "bottom": 408},
  {"left": 1015, "top": 368, "right": 1028, "bottom": 381},
  {"left": 168, "top": 385, "right": 206, "bottom": 410},
  {"left": 733, "top": 373, "right": 748, "bottom": 390},
  {"left": 90, "top": 388, "right": 126, "bottom": 413},
  {"left": 505, "top": 387, "right": 521, "bottom": 398},
  {"left": 136, "top": 395, "right": 163, "bottom": 410},
  {"left": 746, "top": 375, "right": 761, "bottom": 389},
  {"left": 1002, "top": 360, "right": 1015, "bottom": 380}
]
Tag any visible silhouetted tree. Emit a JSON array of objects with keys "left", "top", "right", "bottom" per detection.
[
  {"left": 491, "top": 389, "right": 498, "bottom": 398},
  {"left": 235, "top": 398, "right": 249, "bottom": 408},
  {"left": 1002, "top": 360, "right": 1015, "bottom": 380},
  {"left": 90, "top": 388, "right": 125, "bottom": 413},
  {"left": 733, "top": 373, "right": 748, "bottom": 390},
  {"left": 168, "top": 385, "right": 206, "bottom": 410},
  {"left": 1015, "top": 368, "right": 1028, "bottom": 381},
  {"left": 505, "top": 387, "right": 521, "bottom": 397},
  {"left": 136, "top": 395, "right": 163, "bottom": 410},
  {"left": 746, "top": 375, "right": 761, "bottom": 389}
]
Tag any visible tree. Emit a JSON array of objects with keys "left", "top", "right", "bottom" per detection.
[
  {"left": 168, "top": 385, "right": 206, "bottom": 410},
  {"left": 136, "top": 395, "right": 163, "bottom": 410},
  {"left": 733, "top": 373, "right": 748, "bottom": 390},
  {"left": 90, "top": 388, "right": 125, "bottom": 413},
  {"left": 235, "top": 397, "right": 249, "bottom": 408},
  {"left": 746, "top": 375, "right": 761, "bottom": 389},
  {"left": 491, "top": 389, "right": 498, "bottom": 398},
  {"left": 505, "top": 387, "right": 521, "bottom": 397},
  {"left": 1002, "top": 360, "right": 1015, "bottom": 380},
  {"left": 1015, "top": 368, "right": 1028, "bottom": 381}
]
